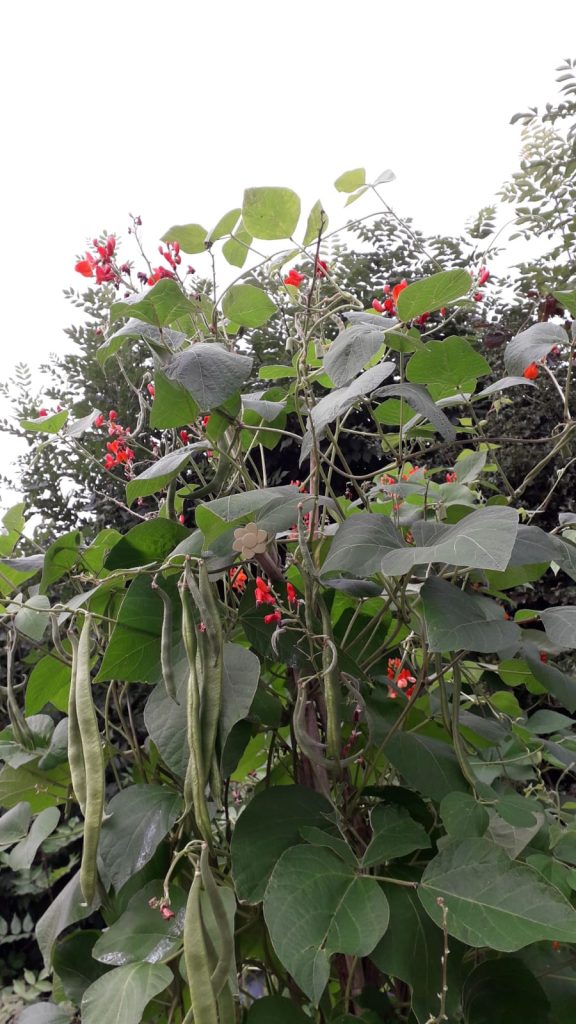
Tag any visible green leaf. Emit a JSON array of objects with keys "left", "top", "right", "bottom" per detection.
[
  {"left": 18, "top": 1004, "right": 73, "bottom": 1024},
  {"left": 540, "top": 606, "right": 576, "bottom": 648},
  {"left": 125, "top": 445, "right": 208, "bottom": 507},
  {"left": 104, "top": 519, "right": 187, "bottom": 571},
  {"left": 208, "top": 208, "right": 241, "bottom": 241},
  {"left": 0, "top": 802, "right": 32, "bottom": 847},
  {"left": 419, "top": 837, "right": 576, "bottom": 950},
  {"left": 264, "top": 845, "right": 389, "bottom": 1004},
  {"left": 504, "top": 321, "right": 567, "bottom": 375},
  {"left": 222, "top": 284, "right": 277, "bottom": 328},
  {"left": 385, "top": 732, "right": 468, "bottom": 802},
  {"left": 523, "top": 647, "right": 576, "bottom": 712},
  {"left": 381, "top": 506, "right": 519, "bottom": 576},
  {"left": 162, "top": 343, "right": 253, "bottom": 411},
  {"left": 324, "top": 323, "right": 389, "bottom": 386},
  {"left": 421, "top": 577, "right": 521, "bottom": 653},
  {"left": 440, "top": 793, "right": 489, "bottom": 839},
  {"left": 462, "top": 957, "right": 549, "bottom": 1024},
  {"left": 98, "top": 785, "right": 181, "bottom": 893},
  {"left": 231, "top": 785, "right": 333, "bottom": 902},
  {"left": 36, "top": 870, "right": 101, "bottom": 967},
  {"left": 474, "top": 375, "right": 537, "bottom": 399},
  {"left": 554, "top": 288, "right": 576, "bottom": 317},
  {"left": 40, "top": 530, "right": 82, "bottom": 592},
  {"left": 7, "top": 806, "right": 60, "bottom": 870},
  {"left": 521, "top": 942, "right": 576, "bottom": 1024},
  {"left": 222, "top": 221, "right": 252, "bottom": 267},
  {"left": 246, "top": 996, "right": 310, "bottom": 1023},
  {"left": 301, "top": 363, "right": 396, "bottom": 462},
  {"left": 334, "top": 168, "right": 366, "bottom": 192},
  {"left": 161, "top": 223, "right": 208, "bottom": 253},
  {"left": 374, "top": 382, "right": 457, "bottom": 441},
  {"left": 52, "top": 930, "right": 111, "bottom": 1003},
  {"left": 220, "top": 644, "right": 261, "bottom": 753},
  {"left": 321, "top": 513, "right": 404, "bottom": 579},
  {"left": 362, "top": 805, "right": 431, "bottom": 867},
  {"left": 25, "top": 655, "right": 71, "bottom": 714},
  {"left": 195, "top": 484, "right": 305, "bottom": 545},
  {"left": 81, "top": 962, "right": 172, "bottom": 1024},
  {"left": 20, "top": 411, "right": 68, "bottom": 433},
  {"left": 92, "top": 880, "right": 186, "bottom": 965},
  {"left": 242, "top": 187, "right": 301, "bottom": 239},
  {"left": 143, "top": 656, "right": 189, "bottom": 777},
  {"left": 0, "top": 762, "right": 69, "bottom": 812},
  {"left": 406, "top": 337, "right": 490, "bottom": 388},
  {"left": 98, "top": 321, "right": 186, "bottom": 366},
  {"left": 509, "top": 525, "right": 576, "bottom": 580},
  {"left": 370, "top": 879, "right": 463, "bottom": 1024},
  {"left": 396, "top": 270, "right": 471, "bottom": 320},
  {"left": 149, "top": 367, "right": 199, "bottom": 428},
  {"left": 110, "top": 279, "right": 197, "bottom": 328},
  {"left": 258, "top": 363, "right": 297, "bottom": 381},
  {"left": 302, "top": 199, "right": 328, "bottom": 246}
]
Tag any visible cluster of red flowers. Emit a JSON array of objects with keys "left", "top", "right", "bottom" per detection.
[
  {"left": 94, "top": 410, "right": 135, "bottom": 470},
  {"left": 253, "top": 576, "right": 297, "bottom": 624},
  {"left": 284, "top": 268, "right": 305, "bottom": 288},
  {"left": 386, "top": 657, "right": 416, "bottom": 700},
  {"left": 75, "top": 236, "right": 123, "bottom": 287},
  {"left": 230, "top": 568, "right": 248, "bottom": 592},
  {"left": 372, "top": 279, "right": 408, "bottom": 316},
  {"left": 445, "top": 471, "right": 457, "bottom": 483}
]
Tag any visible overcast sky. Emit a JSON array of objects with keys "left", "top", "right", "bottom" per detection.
[{"left": 1, "top": 0, "right": 575, "bottom": 506}]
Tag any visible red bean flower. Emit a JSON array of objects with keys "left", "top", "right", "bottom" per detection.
[
  {"left": 255, "top": 576, "right": 276, "bottom": 607},
  {"left": 523, "top": 363, "right": 539, "bottom": 380},
  {"left": 284, "top": 268, "right": 305, "bottom": 288}
]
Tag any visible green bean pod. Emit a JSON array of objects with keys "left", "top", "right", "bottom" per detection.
[
  {"left": 183, "top": 866, "right": 219, "bottom": 1024},
  {"left": 319, "top": 598, "right": 342, "bottom": 763},
  {"left": 180, "top": 579, "right": 212, "bottom": 846},
  {"left": 66, "top": 632, "right": 87, "bottom": 815},
  {"left": 153, "top": 581, "right": 179, "bottom": 704},
  {"left": 75, "top": 614, "right": 104, "bottom": 906},
  {"left": 200, "top": 845, "right": 235, "bottom": 999}
]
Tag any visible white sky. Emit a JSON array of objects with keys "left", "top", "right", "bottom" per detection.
[{"left": 1, "top": 0, "right": 575, "bottom": 506}]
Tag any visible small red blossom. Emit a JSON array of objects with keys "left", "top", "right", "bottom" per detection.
[
  {"left": 179, "top": 430, "right": 189, "bottom": 443},
  {"left": 445, "top": 471, "right": 457, "bottom": 483},
  {"left": 473, "top": 291, "right": 484, "bottom": 302},
  {"left": 539, "top": 651, "right": 548, "bottom": 663},
  {"left": 109, "top": 410, "right": 118, "bottom": 421},
  {"left": 202, "top": 415, "right": 210, "bottom": 428},
  {"left": 160, "top": 906, "right": 175, "bottom": 920},
  {"left": 255, "top": 577, "right": 275, "bottom": 607},
  {"left": 287, "top": 582, "right": 297, "bottom": 605},
  {"left": 523, "top": 363, "right": 539, "bottom": 380},
  {"left": 477, "top": 267, "right": 490, "bottom": 287},
  {"left": 147, "top": 266, "right": 175, "bottom": 286},
  {"left": 392, "top": 279, "right": 408, "bottom": 305},
  {"left": 93, "top": 414, "right": 105, "bottom": 428},
  {"left": 284, "top": 268, "right": 305, "bottom": 288},
  {"left": 383, "top": 297, "right": 395, "bottom": 313},
  {"left": 38, "top": 408, "right": 48, "bottom": 418},
  {"left": 75, "top": 253, "right": 96, "bottom": 277},
  {"left": 230, "top": 568, "right": 248, "bottom": 592},
  {"left": 178, "top": 514, "right": 186, "bottom": 525},
  {"left": 147, "top": 383, "right": 155, "bottom": 397},
  {"left": 372, "top": 298, "right": 384, "bottom": 313},
  {"left": 439, "top": 306, "right": 447, "bottom": 316},
  {"left": 264, "top": 610, "right": 282, "bottom": 625},
  {"left": 414, "top": 311, "right": 430, "bottom": 326},
  {"left": 314, "top": 259, "right": 329, "bottom": 279}
]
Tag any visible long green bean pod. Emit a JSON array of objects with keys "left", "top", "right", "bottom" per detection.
[
  {"left": 200, "top": 844, "right": 235, "bottom": 999},
  {"left": 183, "top": 866, "right": 219, "bottom": 1024},
  {"left": 152, "top": 579, "right": 179, "bottom": 704},
  {"left": 185, "top": 560, "right": 224, "bottom": 803},
  {"left": 179, "top": 579, "right": 212, "bottom": 846},
  {"left": 66, "top": 631, "right": 87, "bottom": 815},
  {"left": 319, "top": 597, "right": 342, "bottom": 763},
  {"left": 75, "top": 613, "right": 104, "bottom": 906}
]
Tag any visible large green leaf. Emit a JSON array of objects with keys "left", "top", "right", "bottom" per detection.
[
  {"left": 508, "top": 525, "right": 576, "bottom": 580},
  {"left": 220, "top": 644, "right": 261, "bottom": 753},
  {"left": 521, "top": 943, "right": 576, "bottom": 1024},
  {"left": 162, "top": 343, "right": 253, "bottom": 410},
  {"left": 362, "top": 804, "right": 431, "bottom": 867},
  {"left": 149, "top": 367, "right": 200, "bottom": 428},
  {"left": 97, "top": 320, "right": 187, "bottom": 366},
  {"left": 321, "top": 513, "right": 404, "bottom": 579},
  {"left": 25, "top": 655, "right": 71, "bottom": 714},
  {"left": 40, "top": 530, "right": 82, "bottom": 592},
  {"left": 231, "top": 785, "right": 333, "bottom": 902},
  {"left": 381, "top": 506, "right": 519, "bottom": 575},
  {"left": 406, "top": 337, "right": 490, "bottom": 388},
  {"left": 0, "top": 802, "right": 32, "bottom": 847},
  {"left": 92, "top": 880, "right": 186, "bottom": 965},
  {"left": 523, "top": 647, "right": 576, "bottom": 713},
  {"left": 20, "top": 411, "right": 68, "bottom": 434},
  {"left": 109, "top": 279, "right": 197, "bottom": 327},
  {"left": 370, "top": 879, "right": 463, "bottom": 1024},
  {"left": 125, "top": 444, "right": 208, "bottom": 507},
  {"left": 324, "top": 323, "right": 388, "bottom": 386},
  {"left": 161, "top": 223, "right": 208, "bottom": 253},
  {"left": 98, "top": 785, "right": 181, "bottom": 893},
  {"left": 540, "top": 606, "right": 576, "bottom": 648},
  {"left": 222, "top": 221, "right": 253, "bottom": 267},
  {"left": 264, "top": 845, "right": 389, "bottom": 1004},
  {"left": 440, "top": 792, "right": 489, "bottom": 839},
  {"left": 504, "top": 321, "right": 567, "bottom": 375},
  {"left": 396, "top": 269, "right": 471, "bottom": 320},
  {"left": 301, "top": 363, "right": 396, "bottom": 462},
  {"left": 195, "top": 484, "right": 305, "bottom": 545},
  {"left": 246, "top": 996, "right": 310, "bottom": 1023},
  {"left": 385, "top": 732, "right": 468, "bottom": 802},
  {"left": 374, "top": 382, "right": 457, "bottom": 441},
  {"left": 52, "top": 931, "right": 111, "bottom": 1003},
  {"left": 302, "top": 199, "right": 327, "bottom": 246},
  {"left": 18, "top": 1004, "right": 72, "bottom": 1024},
  {"left": 334, "top": 168, "right": 366, "bottom": 193},
  {"left": 97, "top": 575, "right": 180, "bottom": 684},
  {"left": 242, "top": 187, "right": 301, "bottom": 239},
  {"left": 0, "top": 762, "right": 69, "bottom": 812},
  {"left": 222, "top": 284, "right": 277, "bottom": 328},
  {"left": 13, "top": 594, "right": 51, "bottom": 641},
  {"left": 421, "top": 577, "right": 521, "bottom": 653},
  {"left": 208, "top": 208, "right": 241, "bottom": 241},
  {"left": 104, "top": 519, "right": 187, "bottom": 571},
  {"left": 419, "top": 837, "right": 576, "bottom": 950},
  {"left": 7, "top": 806, "right": 60, "bottom": 870},
  {"left": 36, "top": 870, "right": 101, "bottom": 967},
  {"left": 462, "top": 957, "right": 549, "bottom": 1024},
  {"left": 81, "top": 962, "right": 172, "bottom": 1024}
]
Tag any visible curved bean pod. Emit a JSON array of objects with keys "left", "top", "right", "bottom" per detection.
[
  {"left": 75, "top": 613, "right": 104, "bottom": 906},
  {"left": 183, "top": 866, "right": 219, "bottom": 1024},
  {"left": 66, "top": 631, "right": 87, "bottom": 815}
]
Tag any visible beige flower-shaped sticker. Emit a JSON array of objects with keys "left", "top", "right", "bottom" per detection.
[{"left": 232, "top": 522, "right": 269, "bottom": 559}]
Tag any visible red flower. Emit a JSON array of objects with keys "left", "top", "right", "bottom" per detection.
[
  {"left": 445, "top": 471, "right": 457, "bottom": 483},
  {"left": 178, "top": 514, "right": 186, "bottom": 525},
  {"left": 264, "top": 610, "right": 282, "bottom": 625},
  {"left": 392, "top": 279, "right": 408, "bottom": 305},
  {"left": 109, "top": 410, "right": 118, "bottom": 421},
  {"left": 372, "top": 298, "right": 384, "bottom": 313},
  {"left": 95, "top": 263, "right": 117, "bottom": 285},
  {"left": 473, "top": 291, "right": 483, "bottom": 302},
  {"left": 160, "top": 905, "right": 175, "bottom": 920},
  {"left": 147, "top": 383, "right": 155, "bottom": 397},
  {"left": 179, "top": 430, "right": 189, "bottom": 443},
  {"left": 75, "top": 253, "right": 96, "bottom": 277},
  {"left": 287, "top": 582, "right": 297, "bottom": 605},
  {"left": 38, "top": 408, "right": 48, "bottom": 418},
  {"left": 523, "top": 363, "right": 539, "bottom": 380},
  {"left": 147, "top": 266, "right": 175, "bottom": 286},
  {"left": 284, "top": 268, "right": 305, "bottom": 288},
  {"left": 230, "top": 568, "right": 248, "bottom": 592},
  {"left": 439, "top": 306, "right": 447, "bottom": 316},
  {"left": 202, "top": 415, "right": 210, "bottom": 428},
  {"left": 383, "top": 297, "right": 395, "bottom": 313},
  {"left": 414, "top": 311, "right": 430, "bottom": 326},
  {"left": 93, "top": 414, "right": 105, "bottom": 428},
  {"left": 255, "top": 577, "right": 275, "bottom": 606},
  {"left": 314, "top": 259, "right": 329, "bottom": 279},
  {"left": 539, "top": 651, "right": 548, "bottom": 663},
  {"left": 477, "top": 267, "right": 490, "bottom": 287}
]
